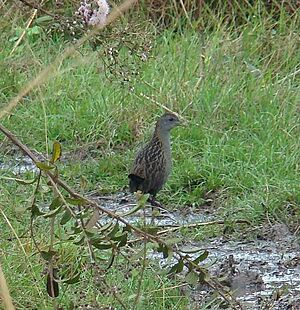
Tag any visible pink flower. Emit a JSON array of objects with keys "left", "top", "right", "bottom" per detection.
[{"left": 76, "top": 0, "right": 109, "bottom": 26}]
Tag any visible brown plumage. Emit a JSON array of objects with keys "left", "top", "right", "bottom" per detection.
[{"left": 128, "top": 113, "right": 181, "bottom": 201}]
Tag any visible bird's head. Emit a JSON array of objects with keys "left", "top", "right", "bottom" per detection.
[{"left": 156, "top": 113, "right": 181, "bottom": 132}]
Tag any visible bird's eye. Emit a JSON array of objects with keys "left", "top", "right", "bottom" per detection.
[{"left": 169, "top": 117, "right": 174, "bottom": 121}]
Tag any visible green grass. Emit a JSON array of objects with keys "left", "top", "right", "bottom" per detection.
[{"left": 1, "top": 3, "right": 300, "bottom": 309}]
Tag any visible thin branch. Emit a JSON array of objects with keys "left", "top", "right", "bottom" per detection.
[
  {"left": 18, "top": 0, "right": 57, "bottom": 18},
  {"left": 0, "top": 123, "right": 239, "bottom": 307}
]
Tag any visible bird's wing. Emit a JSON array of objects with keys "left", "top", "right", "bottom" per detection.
[{"left": 129, "top": 147, "right": 148, "bottom": 180}]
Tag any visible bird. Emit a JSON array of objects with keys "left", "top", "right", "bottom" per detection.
[{"left": 128, "top": 113, "right": 181, "bottom": 207}]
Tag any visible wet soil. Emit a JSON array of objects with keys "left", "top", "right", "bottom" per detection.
[
  {"left": 2, "top": 157, "right": 300, "bottom": 309},
  {"left": 92, "top": 193, "right": 300, "bottom": 310}
]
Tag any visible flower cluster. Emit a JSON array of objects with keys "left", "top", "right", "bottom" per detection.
[{"left": 76, "top": 0, "right": 109, "bottom": 26}]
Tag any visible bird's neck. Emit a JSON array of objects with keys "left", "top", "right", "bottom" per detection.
[{"left": 152, "top": 127, "right": 171, "bottom": 151}]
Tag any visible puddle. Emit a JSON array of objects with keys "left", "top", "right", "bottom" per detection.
[
  {"left": 188, "top": 234, "right": 300, "bottom": 309},
  {"left": 89, "top": 191, "right": 211, "bottom": 226},
  {"left": 0, "top": 156, "right": 38, "bottom": 174},
  {"left": 89, "top": 193, "right": 300, "bottom": 309},
  {"left": 2, "top": 157, "right": 299, "bottom": 309}
]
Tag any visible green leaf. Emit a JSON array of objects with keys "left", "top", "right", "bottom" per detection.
[
  {"left": 63, "top": 273, "right": 81, "bottom": 284},
  {"left": 60, "top": 209, "right": 72, "bottom": 225},
  {"left": 112, "top": 232, "right": 126, "bottom": 242},
  {"left": 85, "top": 228, "right": 98, "bottom": 237},
  {"left": 35, "top": 15, "right": 53, "bottom": 24},
  {"left": 36, "top": 161, "right": 55, "bottom": 171},
  {"left": 41, "top": 250, "right": 56, "bottom": 261},
  {"left": 180, "top": 245, "right": 205, "bottom": 254},
  {"left": 185, "top": 270, "right": 199, "bottom": 285},
  {"left": 65, "top": 197, "right": 86, "bottom": 206},
  {"left": 30, "top": 204, "right": 45, "bottom": 217},
  {"left": 120, "top": 203, "right": 145, "bottom": 216},
  {"left": 49, "top": 197, "right": 63, "bottom": 210},
  {"left": 91, "top": 241, "right": 114, "bottom": 250},
  {"left": 107, "top": 223, "right": 120, "bottom": 238},
  {"left": 142, "top": 226, "right": 159, "bottom": 235},
  {"left": 123, "top": 225, "right": 132, "bottom": 233},
  {"left": 164, "top": 237, "right": 182, "bottom": 246},
  {"left": 168, "top": 259, "right": 184, "bottom": 274},
  {"left": 98, "top": 222, "right": 114, "bottom": 233},
  {"left": 193, "top": 250, "right": 209, "bottom": 264},
  {"left": 106, "top": 252, "right": 115, "bottom": 269},
  {"left": 73, "top": 236, "right": 85, "bottom": 245},
  {"left": 117, "top": 233, "right": 128, "bottom": 247},
  {"left": 43, "top": 205, "right": 63, "bottom": 218},
  {"left": 157, "top": 243, "right": 172, "bottom": 259},
  {"left": 51, "top": 141, "right": 62, "bottom": 164},
  {"left": 28, "top": 26, "right": 42, "bottom": 35}
]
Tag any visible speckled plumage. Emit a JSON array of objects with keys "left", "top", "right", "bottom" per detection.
[{"left": 129, "top": 113, "right": 180, "bottom": 197}]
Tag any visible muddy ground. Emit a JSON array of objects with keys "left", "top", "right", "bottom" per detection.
[
  {"left": 93, "top": 193, "right": 300, "bottom": 310},
  {"left": 1, "top": 157, "right": 300, "bottom": 309}
]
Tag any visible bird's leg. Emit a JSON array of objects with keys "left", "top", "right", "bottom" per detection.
[
  {"left": 147, "top": 195, "right": 162, "bottom": 208},
  {"left": 147, "top": 195, "right": 162, "bottom": 225}
]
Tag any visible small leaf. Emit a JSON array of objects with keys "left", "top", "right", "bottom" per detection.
[
  {"left": 142, "top": 226, "right": 159, "bottom": 235},
  {"left": 28, "top": 25, "right": 42, "bottom": 35},
  {"left": 36, "top": 161, "right": 55, "bottom": 171},
  {"left": 47, "top": 269, "right": 59, "bottom": 297},
  {"left": 120, "top": 202, "right": 145, "bottom": 216},
  {"left": 193, "top": 250, "right": 209, "bottom": 264},
  {"left": 198, "top": 270, "right": 207, "bottom": 283},
  {"left": 30, "top": 204, "right": 45, "bottom": 217},
  {"left": 123, "top": 225, "right": 132, "bottom": 232},
  {"left": 157, "top": 243, "right": 172, "bottom": 259},
  {"left": 65, "top": 197, "right": 86, "bottom": 206},
  {"left": 35, "top": 15, "right": 53, "bottom": 24},
  {"left": 91, "top": 241, "right": 114, "bottom": 250},
  {"left": 168, "top": 259, "right": 184, "bottom": 274},
  {"left": 185, "top": 270, "right": 199, "bottom": 285},
  {"left": 107, "top": 223, "right": 120, "bottom": 238},
  {"left": 51, "top": 141, "right": 62, "bottom": 164},
  {"left": 73, "top": 236, "right": 85, "bottom": 245},
  {"left": 63, "top": 273, "right": 81, "bottom": 284},
  {"left": 43, "top": 205, "right": 63, "bottom": 218},
  {"left": 106, "top": 252, "right": 115, "bottom": 269},
  {"left": 85, "top": 228, "right": 98, "bottom": 237},
  {"left": 112, "top": 232, "right": 127, "bottom": 242},
  {"left": 180, "top": 246, "right": 205, "bottom": 254},
  {"left": 97, "top": 221, "right": 113, "bottom": 233},
  {"left": 41, "top": 250, "right": 56, "bottom": 261},
  {"left": 117, "top": 233, "right": 128, "bottom": 247},
  {"left": 164, "top": 237, "right": 182, "bottom": 246},
  {"left": 60, "top": 209, "right": 72, "bottom": 225},
  {"left": 49, "top": 197, "right": 63, "bottom": 210}
]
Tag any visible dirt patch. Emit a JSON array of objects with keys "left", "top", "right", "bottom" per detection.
[{"left": 186, "top": 225, "right": 300, "bottom": 309}]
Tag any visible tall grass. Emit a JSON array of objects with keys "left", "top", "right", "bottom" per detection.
[{"left": 0, "top": 1, "right": 299, "bottom": 308}]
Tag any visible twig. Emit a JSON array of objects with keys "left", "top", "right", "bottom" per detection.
[
  {"left": 18, "top": 0, "right": 57, "bottom": 18},
  {"left": 0, "top": 123, "right": 239, "bottom": 308}
]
